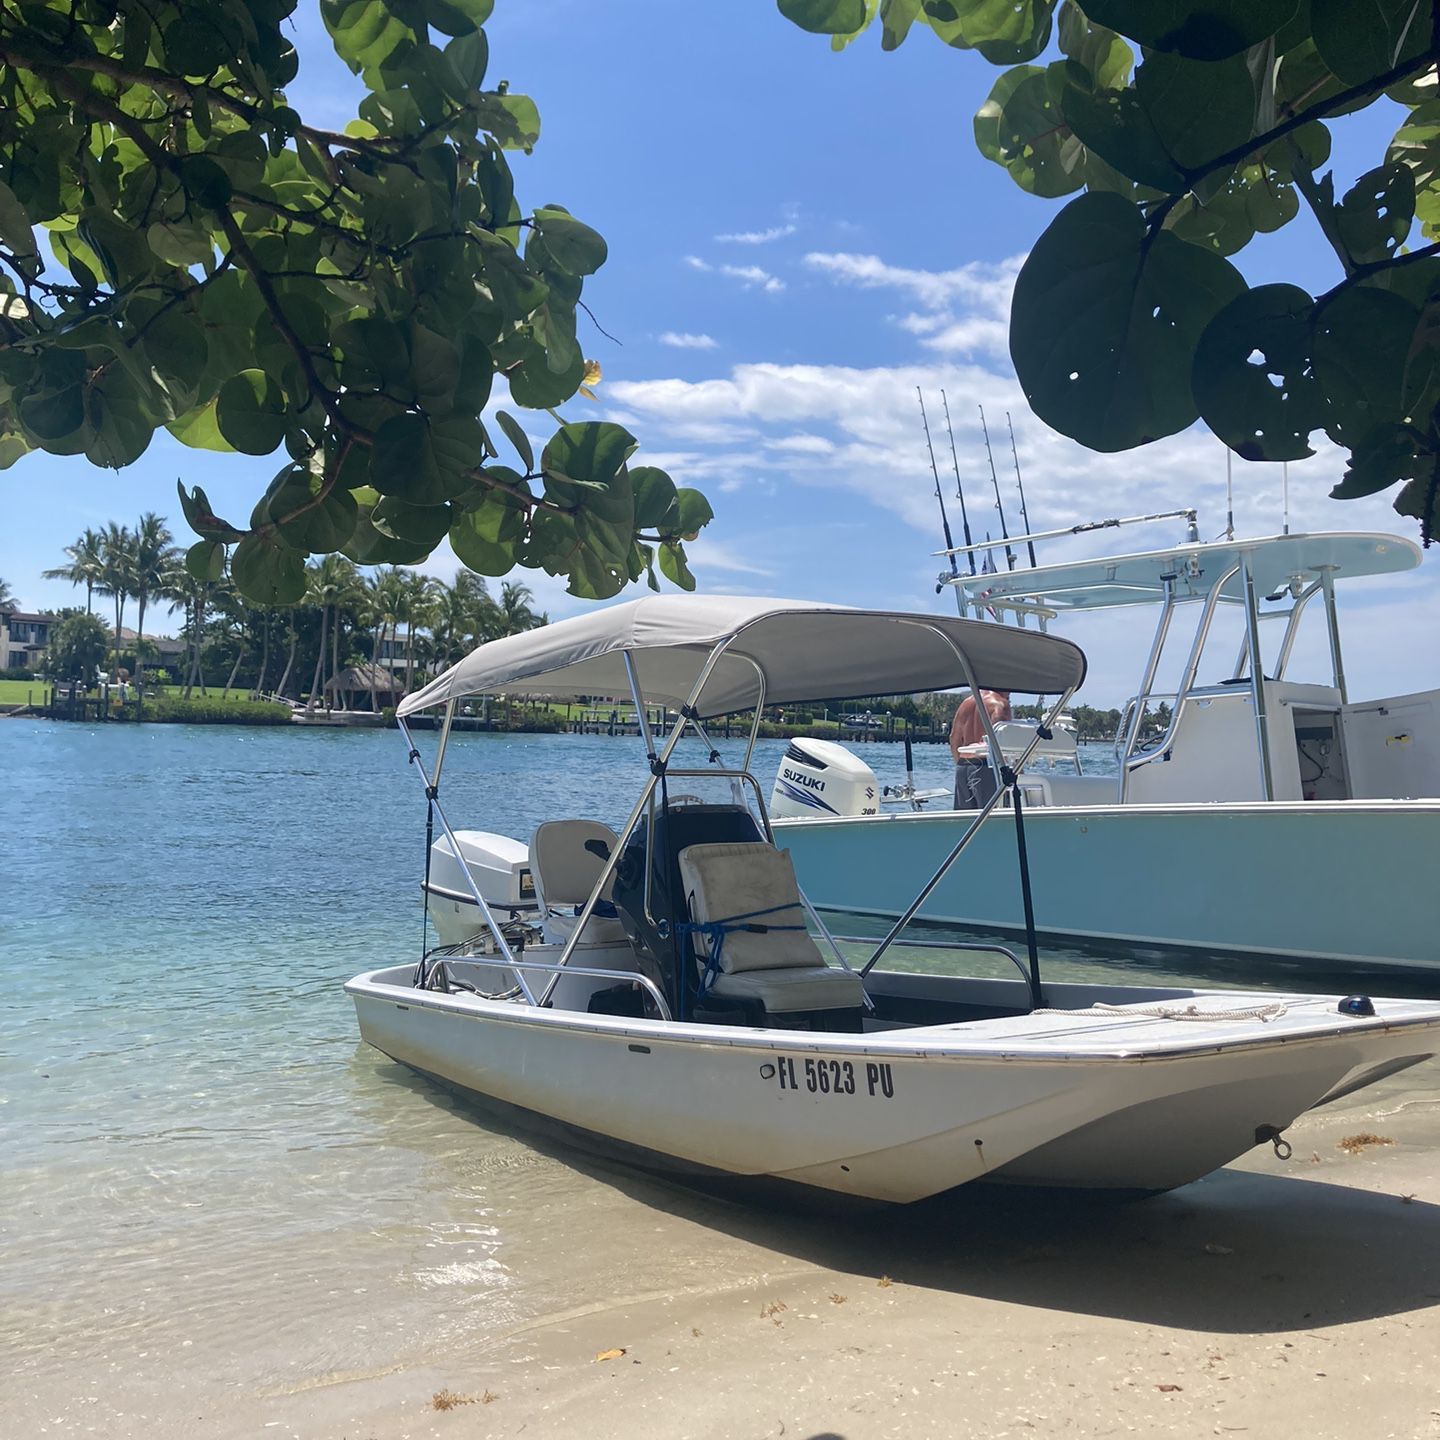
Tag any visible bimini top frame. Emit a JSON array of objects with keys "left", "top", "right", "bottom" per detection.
[{"left": 397, "top": 597, "right": 1087, "bottom": 1013}]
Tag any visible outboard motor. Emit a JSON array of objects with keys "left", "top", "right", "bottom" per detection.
[
  {"left": 770, "top": 739, "right": 880, "bottom": 820},
  {"left": 424, "top": 830, "right": 537, "bottom": 946}
]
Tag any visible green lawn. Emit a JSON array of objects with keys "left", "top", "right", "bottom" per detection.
[{"left": 0, "top": 679, "right": 49, "bottom": 704}]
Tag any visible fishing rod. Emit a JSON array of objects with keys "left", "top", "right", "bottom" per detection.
[
  {"left": 1006, "top": 411, "right": 1038, "bottom": 568},
  {"left": 978, "top": 404, "right": 1018, "bottom": 571},
  {"left": 918, "top": 389, "right": 965, "bottom": 614},
  {"left": 933, "top": 506, "right": 1201, "bottom": 558},
  {"left": 939, "top": 389, "right": 976, "bottom": 575}
]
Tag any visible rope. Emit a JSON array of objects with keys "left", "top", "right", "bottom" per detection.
[
  {"left": 1031, "top": 1000, "right": 1289, "bottom": 1023},
  {"left": 678, "top": 902, "right": 809, "bottom": 999}
]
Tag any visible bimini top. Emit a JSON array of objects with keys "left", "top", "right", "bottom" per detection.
[
  {"left": 949, "top": 531, "right": 1421, "bottom": 613},
  {"left": 398, "top": 594, "right": 1087, "bottom": 718}
]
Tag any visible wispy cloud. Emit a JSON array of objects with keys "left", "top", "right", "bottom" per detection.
[
  {"left": 714, "top": 224, "right": 798, "bottom": 245},
  {"left": 657, "top": 331, "right": 719, "bottom": 350},
  {"left": 685, "top": 255, "right": 785, "bottom": 294}
]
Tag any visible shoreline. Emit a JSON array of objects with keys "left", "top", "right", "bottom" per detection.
[{"left": 11, "top": 1077, "right": 1440, "bottom": 1440}]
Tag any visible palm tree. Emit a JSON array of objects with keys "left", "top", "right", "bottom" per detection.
[
  {"left": 42, "top": 527, "right": 105, "bottom": 614},
  {"left": 96, "top": 522, "right": 136, "bottom": 678},
  {"left": 398, "top": 570, "right": 441, "bottom": 693},
  {"left": 0, "top": 577, "right": 16, "bottom": 612},
  {"left": 160, "top": 559, "right": 212, "bottom": 699},
  {"left": 304, "top": 554, "right": 363, "bottom": 711},
  {"left": 130, "top": 512, "right": 178, "bottom": 688},
  {"left": 496, "top": 580, "right": 544, "bottom": 637},
  {"left": 431, "top": 571, "right": 495, "bottom": 670}
]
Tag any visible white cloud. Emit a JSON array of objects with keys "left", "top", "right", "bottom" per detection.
[
  {"left": 714, "top": 224, "right": 798, "bottom": 244},
  {"left": 805, "top": 251, "right": 1022, "bottom": 359},
  {"left": 686, "top": 538, "right": 774, "bottom": 576},
  {"left": 684, "top": 255, "right": 785, "bottom": 293},
  {"left": 658, "top": 331, "right": 719, "bottom": 350}
]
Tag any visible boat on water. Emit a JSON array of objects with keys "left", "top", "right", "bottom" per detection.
[
  {"left": 770, "top": 529, "right": 1440, "bottom": 973},
  {"left": 346, "top": 596, "right": 1440, "bottom": 1203}
]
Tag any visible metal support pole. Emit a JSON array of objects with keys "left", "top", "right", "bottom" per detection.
[
  {"left": 433, "top": 697, "right": 457, "bottom": 787},
  {"left": 1274, "top": 581, "right": 1321, "bottom": 679},
  {"left": 860, "top": 682, "right": 1076, "bottom": 979},
  {"left": 1118, "top": 576, "right": 1175, "bottom": 777},
  {"left": 538, "top": 639, "right": 736, "bottom": 1006},
  {"left": 1320, "top": 566, "right": 1349, "bottom": 704},
  {"left": 1240, "top": 555, "right": 1275, "bottom": 802},
  {"left": 397, "top": 716, "right": 537, "bottom": 1004}
]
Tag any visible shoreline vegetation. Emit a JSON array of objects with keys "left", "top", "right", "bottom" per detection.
[{"left": 6, "top": 516, "right": 1134, "bottom": 740}]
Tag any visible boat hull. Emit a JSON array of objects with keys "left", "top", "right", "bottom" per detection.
[
  {"left": 346, "top": 969, "right": 1439, "bottom": 1202},
  {"left": 775, "top": 800, "right": 1440, "bottom": 972}
]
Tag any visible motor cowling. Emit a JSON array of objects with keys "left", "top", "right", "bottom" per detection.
[{"left": 770, "top": 738, "right": 879, "bottom": 820}]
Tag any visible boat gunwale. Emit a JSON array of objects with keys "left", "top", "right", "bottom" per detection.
[{"left": 345, "top": 970, "right": 1440, "bottom": 1064}]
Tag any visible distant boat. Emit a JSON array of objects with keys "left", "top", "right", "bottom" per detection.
[{"left": 771, "top": 530, "right": 1440, "bottom": 973}]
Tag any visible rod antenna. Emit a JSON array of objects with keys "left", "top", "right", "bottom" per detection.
[
  {"left": 979, "top": 404, "right": 1018, "bottom": 571},
  {"left": 940, "top": 389, "right": 977, "bottom": 575},
  {"left": 1282, "top": 461, "right": 1290, "bottom": 535},
  {"left": 918, "top": 389, "right": 965, "bottom": 613},
  {"left": 1006, "top": 411, "right": 1038, "bottom": 568},
  {"left": 1225, "top": 448, "right": 1235, "bottom": 542}
]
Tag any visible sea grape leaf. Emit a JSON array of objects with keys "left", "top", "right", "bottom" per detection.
[
  {"left": 1193, "top": 283, "right": 1325, "bottom": 460},
  {"left": 1009, "top": 191, "right": 1246, "bottom": 451},
  {"left": 1080, "top": 0, "right": 1299, "bottom": 61}
]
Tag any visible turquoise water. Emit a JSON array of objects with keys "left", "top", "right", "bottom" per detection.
[{"left": 3, "top": 720, "right": 1432, "bottom": 1429}]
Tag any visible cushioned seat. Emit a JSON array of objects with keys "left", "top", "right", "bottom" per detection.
[
  {"left": 532, "top": 819, "right": 628, "bottom": 945},
  {"left": 677, "top": 841, "right": 867, "bottom": 1017}
]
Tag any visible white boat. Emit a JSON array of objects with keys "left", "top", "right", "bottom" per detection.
[
  {"left": 770, "top": 530, "right": 1440, "bottom": 972},
  {"left": 346, "top": 596, "right": 1440, "bottom": 1203}
]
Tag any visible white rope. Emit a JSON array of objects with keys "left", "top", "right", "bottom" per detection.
[{"left": 1032, "top": 1000, "right": 1289, "bottom": 1024}]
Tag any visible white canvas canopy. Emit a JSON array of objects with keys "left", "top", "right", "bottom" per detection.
[{"left": 399, "top": 595, "right": 1087, "bottom": 719}]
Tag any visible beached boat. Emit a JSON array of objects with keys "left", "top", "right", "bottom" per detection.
[
  {"left": 769, "top": 531, "right": 1440, "bottom": 972},
  {"left": 346, "top": 597, "right": 1440, "bottom": 1203}
]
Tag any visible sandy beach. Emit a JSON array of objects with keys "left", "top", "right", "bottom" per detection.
[{"left": 14, "top": 1062, "right": 1440, "bottom": 1440}]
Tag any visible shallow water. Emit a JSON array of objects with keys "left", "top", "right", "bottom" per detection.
[{"left": 2, "top": 720, "right": 1436, "bottom": 1426}]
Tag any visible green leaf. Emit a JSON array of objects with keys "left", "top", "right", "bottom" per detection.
[
  {"left": 185, "top": 540, "right": 226, "bottom": 582},
  {"left": 471, "top": 228, "right": 549, "bottom": 320},
  {"left": 672, "top": 487, "right": 715, "bottom": 540},
  {"left": 506, "top": 343, "right": 586, "bottom": 409},
  {"left": 1335, "top": 163, "right": 1416, "bottom": 265},
  {"left": 1330, "top": 424, "right": 1424, "bottom": 498},
  {"left": 164, "top": 14, "right": 232, "bottom": 75},
  {"left": 370, "top": 411, "right": 480, "bottom": 504},
  {"left": 1057, "top": 4, "right": 1133, "bottom": 90},
  {"left": 216, "top": 369, "right": 288, "bottom": 455},
  {"left": 1134, "top": 51, "right": 1257, "bottom": 173},
  {"left": 1313, "top": 286, "right": 1422, "bottom": 447},
  {"left": 631, "top": 466, "right": 679, "bottom": 529},
  {"left": 167, "top": 398, "right": 236, "bottom": 453},
  {"left": 0, "top": 180, "right": 39, "bottom": 266},
  {"left": 778, "top": 0, "right": 867, "bottom": 34},
  {"left": 1009, "top": 191, "right": 1246, "bottom": 451},
  {"left": 264, "top": 465, "right": 361, "bottom": 551},
  {"left": 975, "top": 65, "right": 1088, "bottom": 199},
  {"left": 83, "top": 364, "right": 154, "bottom": 468},
  {"left": 542, "top": 421, "right": 638, "bottom": 487},
  {"left": 496, "top": 410, "right": 534, "bottom": 470},
  {"left": 373, "top": 495, "right": 455, "bottom": 546},
  {"left": 145, "top": 218, "right": 214, "bottom": 268},
  {"left": 657, "top": 540, "right": 696, "bottom": 590},
  {"left": 1081, "top": 0, "right": 1299, "bottom": 61},
  {"left": 1062, "top": 84, "right": 1186, "bottom": 192},
  {"left": 449, "top": 509, "right": 518, "bottom": 573},
  {"left": 533, "top": 207, "right": 608, "bottom": 276},
  {"left": 1312, "top": 0, "right": 1431, "bottom": 87},
  {"left": 177, "top": 481, "right": 245, "bottom": 543},
  {"left": 231, "top": 533, "right": 308, "bottom": 606},
  {"left": 1193, "top": 284, "right": 1325, "bottom": 461}
]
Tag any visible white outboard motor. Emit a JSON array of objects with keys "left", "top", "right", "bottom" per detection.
[
  {"left": 770, "top": 739, "right": 880, "bottom": 820},
  {"left": 424, "top": 830, "right": 537, "bottom": 946}
]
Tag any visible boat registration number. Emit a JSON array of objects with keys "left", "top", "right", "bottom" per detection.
[{"left": 769, "top": 1056, "right": 895, "bottom": 1099}]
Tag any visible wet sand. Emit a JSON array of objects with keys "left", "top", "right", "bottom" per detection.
[{"left": 14, "top": 1067, "right": 1440, "bottom": 1440}]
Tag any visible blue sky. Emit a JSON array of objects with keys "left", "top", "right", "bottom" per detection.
[{"left": 3, "top": 1, "right": 1435, "bottom": 705}]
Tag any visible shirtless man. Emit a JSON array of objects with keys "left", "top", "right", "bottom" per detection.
[{"left": 950, "top": 689, "right": 1012, "bottom": 808}]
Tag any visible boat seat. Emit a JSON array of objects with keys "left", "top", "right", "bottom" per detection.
[
  {"left": 676, "top": 841, "right": 867, "bottom": 1018},
  {"left": 531, "top": 819, "right": 627, "bottom": 945}
]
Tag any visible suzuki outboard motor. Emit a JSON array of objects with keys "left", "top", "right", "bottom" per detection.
[{"left": 770, "top": 739, "right": 880, "bottom": 820}]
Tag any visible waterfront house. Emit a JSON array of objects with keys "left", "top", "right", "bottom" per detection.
[{"left": 1, "top": 609, "right": 59, "bottom": 672}]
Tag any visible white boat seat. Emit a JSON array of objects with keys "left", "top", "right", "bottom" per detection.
[
  {"left": 677, "top": 841, "right": 866, "bottom": 1015},
  {"left": 532, "top": 819, "right": 626, "bottom": 944}
]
